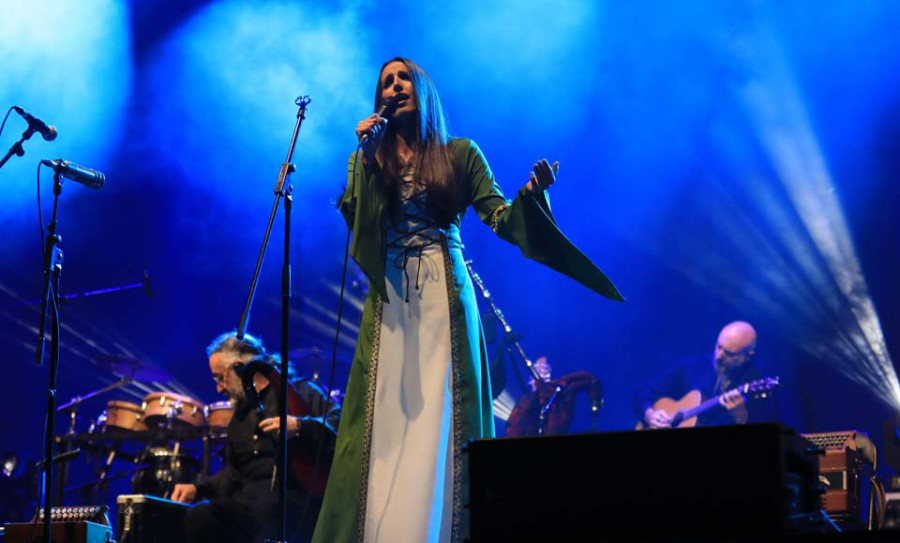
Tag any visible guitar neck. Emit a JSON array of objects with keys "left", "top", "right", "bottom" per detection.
[{"left": 680, "top": 394, "right": 726, "bottom": 420}]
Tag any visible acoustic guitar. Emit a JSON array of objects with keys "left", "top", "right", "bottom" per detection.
[{"left": 635, "top": 376, "right": 779, "bottom": 430}]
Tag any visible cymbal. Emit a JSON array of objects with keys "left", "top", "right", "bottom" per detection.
[{"left": 96, "top": 354, "right": 171, "bottom": 383}]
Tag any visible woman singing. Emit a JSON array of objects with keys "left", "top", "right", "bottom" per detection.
[{"left": 313, "top": 57, "right": 623, "bottom": 543}]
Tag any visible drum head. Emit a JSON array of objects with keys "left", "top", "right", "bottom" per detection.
[
  {"left": 104, "top": 401, "right": 147, "bottom": 432},
  {"left": 142, "top": 392, "right": 206, "bottom": 428}
]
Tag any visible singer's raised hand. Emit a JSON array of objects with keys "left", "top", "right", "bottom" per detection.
[{"left": 526, "top": 159, "right": 559, "bottom": 193}]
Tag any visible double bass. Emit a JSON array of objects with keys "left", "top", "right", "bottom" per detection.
[{"left": 240, "top": 358, "right": 335, "bottom": 497}]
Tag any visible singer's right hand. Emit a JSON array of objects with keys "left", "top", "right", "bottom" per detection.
[
  {"left": 357, "top": 114, "right": 387, "bottom": 164},
  {"left": 357, "top": 114, "right": 387, "bottom": 144}
]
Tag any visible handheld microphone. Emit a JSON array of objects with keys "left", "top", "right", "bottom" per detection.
[
  {"left": 13, "top": 106, "right": 57, "bottom": 141},
  {"left": 41, "top": 159, "right": 105, "bottom": 190},
  {"left": 359, "top": 93, "right": 405, "bottom": 145}
]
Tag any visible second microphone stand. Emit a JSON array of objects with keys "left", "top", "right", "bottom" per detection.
[
  {"left": 0, "top": 116, "right": 39, "bottom": 171},
  {"left": 465, "top": 256, "right": 543, "bottom": 384},
  {"left": 235, "top": 95, "right": 310, "bottom": 543}
]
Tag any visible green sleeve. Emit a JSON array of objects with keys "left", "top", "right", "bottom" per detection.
[
  {"left": 339, "top": 151, "right": 364, "bottom": 229},
  {"left": 340, "top": 150, "right": 390, "bottom": 300},
  {"left": 458, "top": 139, "right": 625, "bottom": 302}
]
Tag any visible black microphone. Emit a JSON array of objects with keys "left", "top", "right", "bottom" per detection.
[
  {"left": 359, "top": 93, "right": 405, "bottom": 145},
  {"left": 142, "top": 269, "right": 154, "bottom": 299},
  {"left": 41, "top": 159, "right": 105, "bottom": 190},
  {"left": 13, "top": 106, "right": 57, "bottom": 141}
]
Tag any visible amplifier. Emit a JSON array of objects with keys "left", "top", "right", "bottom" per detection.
[
  {"left": 3, "top": 521, "right": 113, "bottom": 543},
  {"left": 116, "top": 494, "right": 188, "bottom": 543},
  {"left": 32, "top": 505, "right": 111, "bottom": 525},
  {"left": 467, "top": 424, "right": 820, "bottom": 542},
  {"left": 800, "top": 431, "right": 866, "bottom": 521}
]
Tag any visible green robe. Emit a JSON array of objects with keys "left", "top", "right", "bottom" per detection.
[{"left": 312, "top": 138, "right": 623, "bottom": 543}]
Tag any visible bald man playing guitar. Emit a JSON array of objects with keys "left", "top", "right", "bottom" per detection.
[{"left": 634, "top": 321, "right": 778, "bottom": 429}]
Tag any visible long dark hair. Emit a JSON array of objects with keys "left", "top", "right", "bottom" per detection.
[{"left": 374, "top": 57, "right": 462, "bottom": 220}]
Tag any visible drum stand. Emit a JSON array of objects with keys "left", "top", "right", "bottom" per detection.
[
  {"left": 55, "top": 378, "right": 133, "bottom": 502},
  {"left": 163, "top": 402, "right": 184, "bottom": 499}
]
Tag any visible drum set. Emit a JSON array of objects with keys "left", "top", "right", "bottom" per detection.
[
  {"left": 54, "top": 350, "right": 347, "bottom": 504},
  {"left": 56, "top": 357, "right": 236, "bottom": 502}
]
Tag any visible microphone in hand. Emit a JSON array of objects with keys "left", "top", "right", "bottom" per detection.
[{"left": 359, "top": 93, "right": 405, "bottom": 146}]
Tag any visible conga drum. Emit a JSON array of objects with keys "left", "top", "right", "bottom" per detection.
[
  {"left": 104, "top": 401, "right": 147, "bottom": 432},
  {"left": 206, "top": 401, "right": 233, "bottom": 439},
  {"left": 206, "top": 401, "right": 233, "bottom": 427},
  {"left": 141, "top": 392, "right": 206, "bottom": 429}
]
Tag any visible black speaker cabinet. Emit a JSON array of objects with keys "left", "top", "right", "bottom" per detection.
[
  {"left": 3, "top": 521, "right": 113, "bottom": 543},
  {"left": 466, "top": 424, "right": 820, "bottom": 542},
  {"left": 116, "top": 494, "right": 188, "bottom": 543}
]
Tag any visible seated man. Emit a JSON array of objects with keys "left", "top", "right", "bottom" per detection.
[
  {"left": 171, "top": 332, "right": 341, "bottom": 543},
  {"left": 634, "top": 321, "right": 777, "bottom": 429},
  {"left": 506, "top": 356, "right": 603, "bottom": 436}
]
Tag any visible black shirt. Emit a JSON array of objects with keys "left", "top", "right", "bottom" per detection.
[
  {"left": 633, "top": 354, "right": 777, "bottom": 427},
  {"left": 196, "top": 379, "right": 341, "bottom": 499}
]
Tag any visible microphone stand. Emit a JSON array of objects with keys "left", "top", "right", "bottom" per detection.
[
  {"left": 235, "top": 95, "right": 311, "bottom": 543},
  {"left": 0, "top": 124, "right": 38, "bottom": 171},
  {"left": 464, "top": 256, "right": 544, "bottom": 383},
  {"left": 0, "top": 272, "right": 153, "bottom": 311},
  {"left": 35, "top": 170, "right": 65, "bottom": 543}
]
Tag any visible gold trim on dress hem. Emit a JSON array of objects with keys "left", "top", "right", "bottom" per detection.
[
  {"left": 443, "top": 238, "right": 464, "bottom": 543},
  {"left": 356, "top": 294, "right": 383, "bottom": 542}
]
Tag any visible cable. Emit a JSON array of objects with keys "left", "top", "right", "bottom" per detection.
[
  {"left": 293, "top": 143, "right": 363, "bottom": 540},
  {"left": 0, "top": 106, "right": 14, "bottom": 139},
  {"left": 37, "top": 163, "right": 46, "bottom": 251}
]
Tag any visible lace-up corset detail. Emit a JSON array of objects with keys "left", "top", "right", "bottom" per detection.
[
  {"left": 387, "top": 167, "right": 443, "bottom": 246},
  {"left": 386, "top": 166, "right": 446, "bottom": 302}
]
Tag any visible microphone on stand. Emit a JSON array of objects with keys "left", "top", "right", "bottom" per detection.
[
  {"left": 589, "top": 378, "right": 603, "bottom": 431},
  {"left": 13, "top": 106, "right": 57, "bottom": 141},
  {"left": 41, "top": 159, "right": 106, "bottom": 190},
  {"left": 359, "top": 93, "right": 404, "bottom": 145},
  {"left": 142, "top": 270, "right": 154, "bottom": 299}
]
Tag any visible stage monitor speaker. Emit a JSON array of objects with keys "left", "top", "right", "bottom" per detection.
[{"left": 466, "top": 423, "right": 820, "bottom": 543}]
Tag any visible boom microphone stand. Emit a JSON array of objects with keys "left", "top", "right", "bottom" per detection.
[
  {"left": 464, "top": 256, "right": 544, "bottom": 383},
  {"left": 0, "top": 271, "right": 153, "bottom": 311},
  {"left": 0, "top": 105, "right": 56, "bottom": 171},
  {"left": 0, "top": 120, "right": 37, "bottom": 171},
  {"left": 235, "top": 95, "right": 311, "bottom": 543}
]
